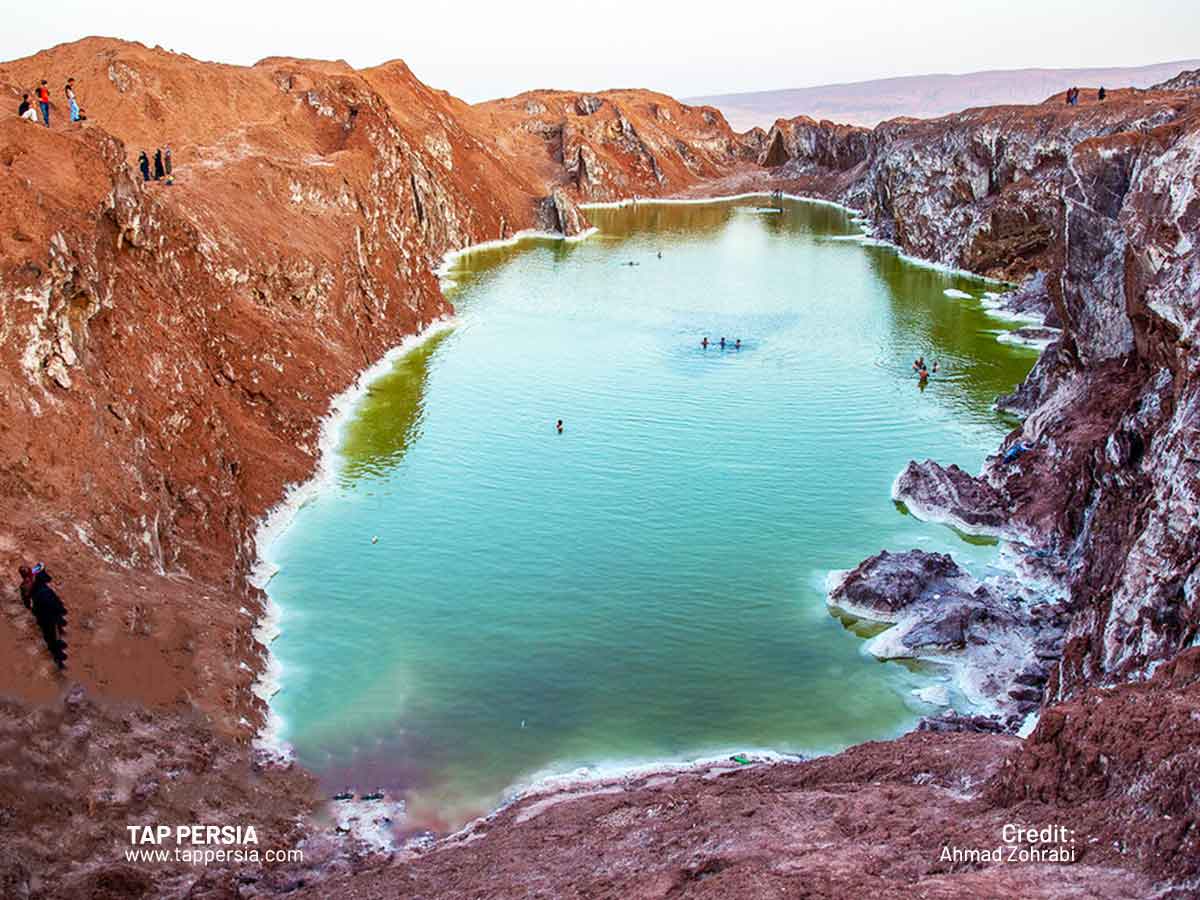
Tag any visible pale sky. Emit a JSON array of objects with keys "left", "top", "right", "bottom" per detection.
[{"left": 4, "top": 0, "right": 1197, "bottom": 102}]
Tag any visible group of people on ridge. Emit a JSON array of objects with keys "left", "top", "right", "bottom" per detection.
[
  {"left": 139, "top": 147, "right": 173, "bottom": 183},
  {"left": 15, "top": 77, "right": 177, "bottom": 184},
  {"left": 1065, "top": 86, "right": 1106, "bottom": 106},
  {"left": 18, "top": 563, "right": 68, "bottom": 670},
  {"left": 17, "top": 77, "right": 84, "bottom": 126}
]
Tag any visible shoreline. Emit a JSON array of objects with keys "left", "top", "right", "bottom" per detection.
[
  {"left": 248, "top": 317, "right": 458, "bottom": 757},
  {"left": 582, "top": 190, "right": 1016, "bottom": 286},
  {"left": 433, "top": 749, "right": 810, "bottom": 849},
  {"left": 246, "top": 187, "right": 1044, "bottom": 825}
]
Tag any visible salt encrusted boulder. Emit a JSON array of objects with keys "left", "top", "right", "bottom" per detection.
[
  {"left": 827, "top": 549, "right": 969, "bottom": 620},
  {"left": 891, "top": 460, "right": 1011, "bottom": 536},
  {"left": 829, "top": 549, "right": 1066, "bottom": 718}
]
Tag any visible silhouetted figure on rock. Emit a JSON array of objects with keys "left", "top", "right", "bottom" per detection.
[
  {"left": 18, "top": 565, "right": 35, "bottom": 608},
  {"left": 27, "top": 564, "right": 68, "bottom": 670},
  {"left": 139, "top": 150, "right": 150, "bottom": 182}
]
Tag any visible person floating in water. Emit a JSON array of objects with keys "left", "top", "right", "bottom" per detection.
[
  {"left": 932, "top": 360, "right": 939, "bottom": 373},
  {"left": 656, "top": 250, "right": 662, "bottom": 259},
  {"left": 719, "top": 337, "right": 726, "bottom": 349},
  {"left": 913, "top": 354, "right": 931, "bottom": 386},
  {"left": 735, "top": 339, "right": 741, "bottom": 350},
  {"left": 701, "top": 337, "right": 709, "bottom": 349},
  {"left": 555, "top": 419, "right": 564, "bottom": 434}
]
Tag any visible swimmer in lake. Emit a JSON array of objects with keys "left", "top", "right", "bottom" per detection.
[
  {"left": 719, "top": 337, "right": 726, "bottom": 349},
  {"left": 701, "top": 337, "right": 709, "bottom": 349},
  {"left": 932, "top": 361, "right": 940, "bottom": 373},
  {"left": 556, "top": 419, "right": 564, "bottom": 433},
  {"left": 735, "top": 339, "right": 741, "bottom": 350}
]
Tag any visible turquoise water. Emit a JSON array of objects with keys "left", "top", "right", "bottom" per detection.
[{"left": 266, "top": 197, "right": 1036, "bottom": 830}]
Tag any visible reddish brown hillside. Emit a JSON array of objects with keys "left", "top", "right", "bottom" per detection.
[{"left": 0, "top": 38, "right": 751, "bottom": 730}]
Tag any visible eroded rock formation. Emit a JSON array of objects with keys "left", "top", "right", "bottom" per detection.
[{"left": 829, "top": 550, "right": 1065, "bottom": 718}]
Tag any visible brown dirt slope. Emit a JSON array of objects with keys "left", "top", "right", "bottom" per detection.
[{"left": 294, "top": 654, "right": 1200, "bottom": 899}]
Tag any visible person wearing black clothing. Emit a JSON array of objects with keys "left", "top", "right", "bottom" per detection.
[
  {"left": 18, "top": 565, "right": 35, "bottom": 607},
  {"left": 154, "top": 148, "right": 165, "bottom": 180},
  {"left": 28, "top": 565, "right": 67, "bottom": 669},
  {"left": 139, "top": 150, "right": 150, "bottom": 182},
  {"left": 1098, "top": 86, "right": 1107, "bottom": 102}
]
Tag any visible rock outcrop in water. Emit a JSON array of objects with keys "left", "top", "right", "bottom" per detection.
[
  {"left": 829, "top": 550, "right": 1065, "bottom": 718},
  {"left": 868, "top": 101, "right": 1200, "bottom": 703},
  {"left": 754, "top": 83, "right": 1200, "bottom": 709},
  {"left": 2, "top": 39, "right": 1200, "bottom": 897}
]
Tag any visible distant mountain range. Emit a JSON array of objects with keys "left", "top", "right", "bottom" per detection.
[{"left": 688, "top": 60, "right": 1200, "bottom": 130}]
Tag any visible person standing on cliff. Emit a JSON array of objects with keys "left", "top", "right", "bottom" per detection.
[
  {"left": 154, "top": 148, "right": 165, "bottom": 180},
  {"left": 18, "top": 565, "right": 35, "bottom": 608},
  {"left": 1098, "top": 86, "right": 1107, "bottom": 102},
  {"left": 28, "top": 564, "right": 67, "bottom": 670},
  {"left": 36, "top": 80, "right": 51, "bottom": 126},
  {"left": 64, "top": 77, "right": 80, "bottom": 122},
  {"left": 138, "top": 150, "right": 150, "bottom": 182},
  {"left": 164, "top": 146, "right": 173, "bottom": 176}
]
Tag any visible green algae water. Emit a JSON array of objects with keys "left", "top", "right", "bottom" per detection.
[{"left": 266, "top": 197, "right": 1037, "bottom": 830}]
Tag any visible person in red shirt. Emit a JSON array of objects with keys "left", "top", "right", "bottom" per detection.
[{"left": 36, "top": 80, "right": 50, "bottom": 126}]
